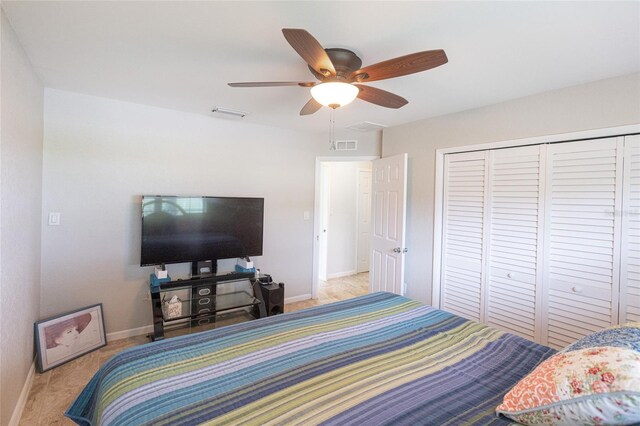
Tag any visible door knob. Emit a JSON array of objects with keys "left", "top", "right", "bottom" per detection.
[{"left": 393, "top": 247, "right": 401, "bottom": 253}]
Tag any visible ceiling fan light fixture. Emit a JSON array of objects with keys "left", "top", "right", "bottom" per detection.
[
  {"left": 310, "top": 82, "right": 359, "bottom": 108},
  {"left": 229, "top": 29, "right": 448, "bottom": 115}
]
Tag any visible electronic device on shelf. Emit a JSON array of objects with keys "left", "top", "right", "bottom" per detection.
[
  {"left": 257, "top": 274, "right": 273, "bottom": 284},
  {"left": 140, "top": 195, "right": 264, "bottom": 272},
  {"left": 259, "top": 282, "right": 284, "bottom": 316}
]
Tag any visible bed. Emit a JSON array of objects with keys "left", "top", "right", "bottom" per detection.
[{"left": 66, "top": 292, "right": 555, "bottom": 425}]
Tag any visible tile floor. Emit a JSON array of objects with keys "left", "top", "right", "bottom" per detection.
[{"left": 18, "top": 273, "right": 369, "bottom": 425}]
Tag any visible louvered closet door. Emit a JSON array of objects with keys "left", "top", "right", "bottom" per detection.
[
  {"left": 620, "top": 135, "right": 640, "bottom": 323},
  {"left": 441, "top": 151, "right": 488, "bottom": 322},
  {"left": 485, "top": 145, "right": 544, "bottom": 341},
  {"left": 543, "top": 138, "right": 624, "bottom": 349}
]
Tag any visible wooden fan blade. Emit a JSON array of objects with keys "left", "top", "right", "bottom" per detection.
[
  {"left": 282, "top": 28, "right": 336, "bottom": 77},
  {"left": 350, "top": 50, "right": 447, "bottom": 83},
  {"left": 354, "top": 84, "right": 408, "bottom": 109},
  {"left": 228, "top": 82, "right": 315, "bottom": 87},
  {"left": 300, "top": 98, "right": 323, "bottom": 115}
]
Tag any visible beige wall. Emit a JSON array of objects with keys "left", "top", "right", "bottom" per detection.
[
  {"left": 1, "top": 10, "right": 44, "bottom": 425},
  {"left": 41, "top": 89, "right": 380, "bottom": 335},
  {"left": 382, "top": 72, "right": 640, "bottom": 305}
]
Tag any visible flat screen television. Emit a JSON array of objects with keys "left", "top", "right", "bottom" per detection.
[{"left": 140, "top": 195, "right": 264, "bottom": 267}]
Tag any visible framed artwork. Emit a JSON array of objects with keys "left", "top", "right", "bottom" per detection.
[{"left": 35, "top": 303, "right": 107, "bottom": 372}]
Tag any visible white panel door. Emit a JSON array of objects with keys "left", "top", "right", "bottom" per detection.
[
  {"left": 485, "top": 145, "right": 545, "bottom": 341},
  {"left": 620, "top": 135, "right": 640, "bottom": 323},
  {"left": 370, "top": 154, "right": 408, "bottom": 295},
  {"left": 318, "top": 163, "right": 330, "bottom": 282},
  {"left": 441, "top": 151, "right": 488, "bottom": 322},
  {"left": 542, "top": 137, "right": 624, "bottom": 349},
  {"left": 357, "top": 169, "right": 372, "bottom": 273}
]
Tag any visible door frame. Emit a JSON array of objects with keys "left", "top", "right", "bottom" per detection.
[
  {"left": 431, "top": 124, "right": 640, "bottom": 308},
  {"left": 312, "top": 156, "right": 378, "bottom": 299}
]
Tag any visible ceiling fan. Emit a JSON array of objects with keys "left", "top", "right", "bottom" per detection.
[{"left": 228, "top": 28, "right": 448, "bottom": 115}]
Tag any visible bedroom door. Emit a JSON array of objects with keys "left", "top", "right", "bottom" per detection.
[
  {"left": 318, "top": 163, "right": 330, "bottom": 282},
  {"left": 370, "top": 153, "right": 408, "bottom": 295},
  {"left": 357, "top": 168, "right": 372, "bottom": 273}
]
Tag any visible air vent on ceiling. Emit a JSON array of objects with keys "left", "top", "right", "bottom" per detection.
[
  {"left": 344, "top": 121, "right": 388, "bottom": 132},
  {"left": 334, "top": 140, "right": 358, "bottom": 151},
  {"left": 211, "top": 107, "right": 247, "bottom": 118}
]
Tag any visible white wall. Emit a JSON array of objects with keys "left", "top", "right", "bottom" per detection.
[
  {"left": 326, "top": 161, "right": 371, "bottom": 278},
  {"left": 382, "top": 72, "right": 640, "bottom": 305},
  {"left": 41, "top": 89, "right": 380, "bottom": 334},
  {"left": 1, "top": 10, "right": 44, "bottom": 426}
]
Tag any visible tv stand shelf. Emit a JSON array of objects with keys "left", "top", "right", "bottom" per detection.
[
  {"left": 149, "top": 272, "right": 266, "bottom": 341},
  {"left": 161, "top": 290, "right": 260, "bottom": 323}
]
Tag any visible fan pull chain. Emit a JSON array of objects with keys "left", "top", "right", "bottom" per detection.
[{"left": 329, "top": 108, "right": 336, "bottom": 150}]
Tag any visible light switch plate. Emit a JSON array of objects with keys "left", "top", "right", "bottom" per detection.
[{"left": 48, "top": 212, "right": 61, "bottom": 226}]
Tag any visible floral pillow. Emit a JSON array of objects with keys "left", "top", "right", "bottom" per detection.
[
  {"left": 496, "top": 346, "right": 640, "bottom": 425},
  {"left": 562, "top": 323, "right": 640, "bottom": 354}
]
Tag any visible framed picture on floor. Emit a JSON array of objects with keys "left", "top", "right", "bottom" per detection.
[{"left": 34, "top": 303, "right": 107, "bottom": 372}]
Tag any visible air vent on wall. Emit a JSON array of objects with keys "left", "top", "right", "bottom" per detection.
[
  {"left": 344, "top": 121, "right": 388, "bottom": 132},
  {"left": 335, "top": 140, "right": 358, "bottom": 151}
]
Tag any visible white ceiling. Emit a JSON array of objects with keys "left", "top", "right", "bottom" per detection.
[{"left": 3, "top": 1, "right": 639, "bottom": 134}]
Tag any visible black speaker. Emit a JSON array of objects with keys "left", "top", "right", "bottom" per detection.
[{"left": 260, "top": 282, "right": 284, "bottom": 316}]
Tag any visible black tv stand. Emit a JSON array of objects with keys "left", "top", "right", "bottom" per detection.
[{"left": 149, "top": 271, "right": 266, "bottom": 341}]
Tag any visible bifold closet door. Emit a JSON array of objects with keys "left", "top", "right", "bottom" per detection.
[
  {"left": 542, "top": 137, "right": 624, "bottom": 348},
  {"left": 485, "top": 145, "right": 544, "bottom": 341},
  {"left": 441, "top": 151, "right": 488, "bottom": 322},
  {"left": 620, "top": 135, "right": 640, "bottom": 323}
]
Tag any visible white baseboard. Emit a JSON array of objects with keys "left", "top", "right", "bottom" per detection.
[
  {"left": 327, "top": 270, "right": 357, "bottom": 280},
  {"left": 285, "top": 294, "right": 312, "bottom": 304},
  {"left": 106, "top": 325, "right": 154, "bottom": 342},
  {"left": 9, "top": 359, "right": 36, "bottom": 426}
]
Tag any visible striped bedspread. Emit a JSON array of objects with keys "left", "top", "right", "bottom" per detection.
[{"left": 66, "top": 292, "right": 555, "bottom": 426}]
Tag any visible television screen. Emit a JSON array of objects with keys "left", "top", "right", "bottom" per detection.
[{"left": 140, "top": 195, "right": 264, "bottom": 266}]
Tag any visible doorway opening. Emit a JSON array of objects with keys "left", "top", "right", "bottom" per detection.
[{"left": 313, "top": 156, "right": 376, "bottom": 301}]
